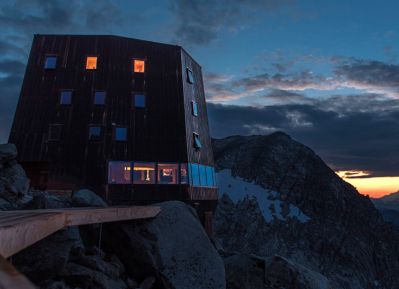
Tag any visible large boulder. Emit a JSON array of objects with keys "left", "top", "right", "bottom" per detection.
[
  {"left": 13, "top": 227, "right": 84, "bottom": 283},
  {"left": 0, "top": 143, "right": 30, "bottom": 208},
  {"left": 104, "top": 201, "right": 226, "bottom": 289},
  {"left": 72, "top": 189, "right": 107, "bottom": 207},
  {"left": 0, "top": 143, "right": 17, "bottom": 164}
]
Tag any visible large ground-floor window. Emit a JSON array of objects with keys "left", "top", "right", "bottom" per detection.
[{"left": 107, "top": 161, "right": 216, "bottom": 187}]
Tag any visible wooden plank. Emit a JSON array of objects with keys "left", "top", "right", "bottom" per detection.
[
  {"left": 0, "top": 255, "right": 35, "bottom": 289},
  {"left": 63, "top": 206, "right": 161, "bottom": 226},
  {"left": 0, "top": 212, "right": 65, "bottom": 258},
  {"left": 0, "top": 206, "right": 160, "bottom": 258}
]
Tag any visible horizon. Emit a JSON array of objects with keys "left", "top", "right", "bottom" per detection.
[{"left": 0, "top": 0, "right": 398, "bottom": 197}]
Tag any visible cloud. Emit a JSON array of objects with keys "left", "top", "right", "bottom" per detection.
[
  {"left": 169, "top": 0, "right": 294, "bottom": 46},
  {"left": 208, "top": 98, "right": 399, "bottom": 177},
  {"left": 334, "top": 59, "right": 399, "bottom": 96}
]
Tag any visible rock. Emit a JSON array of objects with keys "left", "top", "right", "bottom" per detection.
[
  {"left": 24, "top": 190, "right": 71, "bottom": 209},
  {"left": 213, "top": 133, "right": 399, "bottom": 289},
  {"left": 224, "top": 254, "right": 266, "bottom": 289},
  {"left": 0, "top": 163, "right": 29, "bottom": 201},
  {"left": 72, "top": 189, "right": 107, "bottom": 207},
  {"left": 265, "top": 255, "right": 331, "bottom": 289},
  {"left": 73, "top": 253, "right": 125, "bottom": 279},
  {"left": 105, "top": 201, "right": 226, "bottom": 289},
  {"left": 139, "top": 276, "right": 156, "bottom": 289},
  {"left": 63, "top": 262, "right": 128, "bottom": 289},
  {"left": 0, "top": 143, "right": 17, "bottom": 164},
  {"left": 13, "top": 227, "right": 84, "bottom": 283}
]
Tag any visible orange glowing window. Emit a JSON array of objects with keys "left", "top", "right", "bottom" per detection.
[
  {"left": 133, "top": 59, "right": 145, "bottom": 73},
  {"left": 86, "top": 56, "right": 97, "bottom": 70}
]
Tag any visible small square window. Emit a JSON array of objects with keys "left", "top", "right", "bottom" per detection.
[
  {"left": 44, "top": 56, "right": 57, "bottom": 69},
  {"left": 134, "top": 59, "right": 145, "bottom": 73},
  {"left": 86, "top": 56, "right": 97, "bottom": 70},
  {"left": 89, "top": 126, "right": 102, "bottom": 140},
  {"left": 193, "top": 133, "right": 202, "bottom": 149},
  {"left": 134, "top": 93, "right": 146, "bottom": 108},
  {"left": 60, "top": 90, "right": 72, "bottom": 105},
  {"left": 191, "top": 101, "right": 198, "bottom": 116},
  {"left": 94, "top": 91, "right": 106, "bottom": 105},
  {"left": 187, "top": 68, "right": 194, "bottom": 84},
  {"left": 48, "top": 124, "right": 62, "bottom": 141},
  {"left": 115, "top": 127, "right": 127, "bottom": 141}
]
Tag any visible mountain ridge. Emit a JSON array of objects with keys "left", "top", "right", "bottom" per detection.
[{"left": 212, "top": 132, "right": 399, "bottom": 289}]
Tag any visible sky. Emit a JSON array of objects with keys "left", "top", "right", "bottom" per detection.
[{"left": 0, "top": 0, "right": 398, "bottom": 197}]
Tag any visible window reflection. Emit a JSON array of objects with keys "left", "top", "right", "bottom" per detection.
[
  {"left": 133, "top": 162, "right": 155, "bottom": 184},
  {"left": 108, "top": 161, "right": 131, "bottom": 184},
  {"left": 158, "top": 163, "right": 178, "bottom": 184}
]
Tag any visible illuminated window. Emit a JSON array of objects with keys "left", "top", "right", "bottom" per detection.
[
  {"left": 189, "top": 163, "right": 200, "bottom": 186},
  {"left": 60, "top": 90, "right": 72, "bottom": 105},
  {"left": 89, "top": 126, "right": 102, "bottom": 140},
  {"left": 86, "top": 56, "right": 97, "bottom": 70},
  {"left": 133, "top": 162, "right": 155, "bottom": 184},
  {"left": 44, "top": 56, "right": 57, "bottom": 69},
  {"left": 134, "top": 93, "right": 146, "bottom": 108},
  {"left": 133, "top": 59, "right": 145, "bottom": 73},
  {"left": 187, "top": 68, "right": 194, "bottom": 84},
  {"left": 108, "top": 161, "right": 131, "bottom": 184},
  {"left": 94, "top": 91, "right": 106, "bottom": 105},
  {"left": 193, "top": 133, "right": 202, "bottom": 149},
  {"left": 191, "top": 101, "right": 198, "bottom": 116},
  {"left": 115, "top": 127, "right": 127, "bottom": 141},
  {"left": 48, "top": 124, "right": 62, "bottom": 141},
  {"left": 158, "top": 163, "right": 179, "bottom": 184},
  {"left": 180, "top": 163, "right": 188, "bottom": 184}
]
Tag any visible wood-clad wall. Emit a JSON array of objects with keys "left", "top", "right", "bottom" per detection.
[{"left": 9, "top": 35, "right": 217, "bottom": 203}]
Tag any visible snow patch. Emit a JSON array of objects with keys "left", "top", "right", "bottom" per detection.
[{"left": 217, "top": 169, "right": 310, "bottom": 223}]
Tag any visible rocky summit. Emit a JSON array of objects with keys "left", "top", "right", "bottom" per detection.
[{"left": 212, "top": 132, "right": 399, "bottom": 289}]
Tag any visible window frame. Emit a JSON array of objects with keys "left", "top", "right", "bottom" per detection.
[
  {"left": 94, "top": 90, "right": 106, "bottom": 105},
  {"left": 179, "top": 163, "right": 189, "bottom": 185},
  {"left": 44, "top": 55, "right": 57, "bottom": 70},
  {"left": 59, "top": 89, "right": 73, "bottom": 105},
  {"left": 85, "top": 55, "right": 98, "bottom": 70},
  {"left": 186, "top": 67, "right": 194, "bottom": 84},
  {"left": 191, "top": 101, "right": 198, "bottom": 116},
  {"left": 193, "top": 133, "right": 202, "bottom": 149},
  {"left": 88, "top": 125, "right": 102, "bottom": 141},
  {"left": 48, "top": 124, "right": 63, "bottom": 141},
  {"left": 133, "top": 93, "right": 146, "bottom": 108},
  {"left": 108, "top": 161, "right": 132, "bottom": 184},
  {"left": 114, "top": 126, "right": 128, "bottom": 142},
  {"left": 133, "top": 59, "right": 146, "bottom": 73},
  {"left": 133, "top": 162, "right": 156, "bottom": 185},
  {"left": 157, "top": 162, "right": 179, "bottom": 185}
]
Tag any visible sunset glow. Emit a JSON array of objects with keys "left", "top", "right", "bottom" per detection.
[{"left": 336, "top": 171, "right": 399, "bottom": 198}]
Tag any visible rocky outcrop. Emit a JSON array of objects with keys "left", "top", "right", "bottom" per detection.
[
  {"left": 213, "top": 132, "right": 399, "bottom": 289},
  {"left": 72, "top": 189, "right": 108, "bottom": 207},
  {"left": 0, "top": 143, "right": 30, "bottom": 209},
  {"left": 224, "top": 253, "right": 330, "bottom": 289},
  {"left": 104, "top": 201, "right": 226, "bottom": 289}
]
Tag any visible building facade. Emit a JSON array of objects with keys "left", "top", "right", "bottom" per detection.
[{"left": 9, "top": 35, "right": 218, "bottom": 225}]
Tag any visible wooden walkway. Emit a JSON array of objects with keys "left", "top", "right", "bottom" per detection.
[{"left": 0, "top": 206, "right": 161, "bottom": 289}]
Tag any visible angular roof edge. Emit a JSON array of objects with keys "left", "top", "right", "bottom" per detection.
[{"left": 34, "top": 34, "right": 202, "bottom": 68}]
